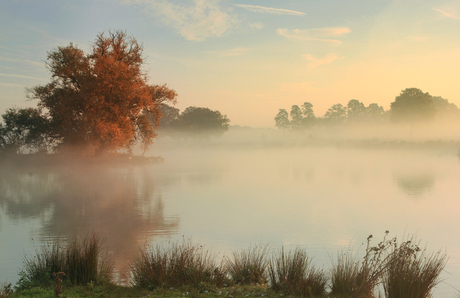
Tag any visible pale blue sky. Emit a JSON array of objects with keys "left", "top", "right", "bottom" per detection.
[{"left": 1, "top": 0, "right": 459, "bottom": 127}]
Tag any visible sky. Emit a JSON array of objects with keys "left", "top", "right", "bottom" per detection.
[{"left": 1, "top": 0, "right": 460, "bottom": 128}]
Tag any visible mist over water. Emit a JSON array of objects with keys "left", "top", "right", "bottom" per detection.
[{"left": 1, "top": 125, "right": 460, "bottom": 296}]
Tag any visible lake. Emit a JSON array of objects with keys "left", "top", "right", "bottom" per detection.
[{"left": 1, "top": 134, "right": 459, "bottom": 296}]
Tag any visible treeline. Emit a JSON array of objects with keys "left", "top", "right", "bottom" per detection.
[{"left": 275, "top": 88, "right": 459, "bottom": 131}]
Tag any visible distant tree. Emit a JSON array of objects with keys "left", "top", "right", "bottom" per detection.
[
  {"left": 159, "top": 104, "right": 180, "bottom": 128},
  {"left": 0, "top": 107, "right": 51, "bottom": 154},
  {"left": 365, "top": 103, "right": 386, "bottom": 122},
  {"left": 275, "top": 109, "right": 290, "bottom": 131},
  {"left": 432, "top": 96, "right": 459, "bottom": 118},
  {"left": 301, "top": 102, "right": 316, "bottom": 128},
  {"left": 347, "top": 99, "right": 366, "bottom": 121},
  {"left": 172, "top": 106, "right": 230, "bottom": 139},
  {"left": 22, "top": 30, "right": 177, "bottom": 156},
  {"left": 290, "top": 105, "right": 303, "bottom": 130},
  {"left": 390, "top": 88, "right": 436, "bottom": 123},
  {"left": 324, "top": 103, "right": 347, "bottom": 124}
]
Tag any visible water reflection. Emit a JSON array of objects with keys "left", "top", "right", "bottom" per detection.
[
  {"left": 0, "top": 164, "right": 179, "bottom": 282},
  {"left": 393, "top": 172, "right": 435, "bottom": 197}
]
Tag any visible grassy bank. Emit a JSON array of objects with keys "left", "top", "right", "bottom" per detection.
[{"left": 2, "top": 232, "right": 450, "bottom": 298}]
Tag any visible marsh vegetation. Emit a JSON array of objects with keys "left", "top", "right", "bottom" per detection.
[{"left": 1, "top": 233, "right": 449, "bottom": 298}]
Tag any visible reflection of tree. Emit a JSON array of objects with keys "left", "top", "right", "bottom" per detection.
[
  {"left": 0, "top": 164, "right": 179, "bottom": 283},
  {"left": 394, "top": 172, "right": 435, "bottom": 197}
]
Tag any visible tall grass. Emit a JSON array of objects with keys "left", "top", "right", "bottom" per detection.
[
  {"left": 0, "top": 283, "right": 13, "bottom": 298},
  {"left": 382, "top": 239, "right": 448, "bottom": 298},
  {"left": 268, "top": 247, "right": 327, "bottom": 297},
  {"left": 329, "top": 249, "right": 361, "bottom": 297},
  {"left": 329, "top": 232, "right": 397, "bottom": 298},
  {"left": 131, "top": 240, "right": 226, "bottom": 290},
  {"left": 65, "top": 234, "right": 112, "bottom": 285},
  {"left": 225, "top": 244, "right": 269, "bottom": 286},
  {"left": 16, "top": 234, "right": 112, "bottom": 291}
]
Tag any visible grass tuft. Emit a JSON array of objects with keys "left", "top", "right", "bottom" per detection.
[
  {"left": 329, "top": 249, "right": 361, "bottom": 297},
  {"left": 0, "top": 283, "right": 13, "bottom": 298},
  {"left": 268, "top": 247, "right": 328, "bottom": 297},
  {"left": 130, "top": 240, "right": 227, "bottom": 290},
  {"left": 225, "top": 244, "right": 269, "bottom": 286},
  {"left": 382, "top": 238, "right": 448, "bottom": 298},
  {"left": 15, "top": 233, "right": 112, "bottom": 291}
]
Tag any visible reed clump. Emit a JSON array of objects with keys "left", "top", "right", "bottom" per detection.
[
  {"left": 225, "top": 244, "right": 269, "bottom": 286},
  {"left": 329, "top": 249, "right": 361, "bottom": 296},
  {"left": 382, "top": 238, "right": 448, "bottom": 298},
  {"left": 0, "top": 283, "right": 13, "bottom": 298},
  {"left": 130, "top": 240, "right": 227, "bottom": 291},
  {"left": 269, "top": 247, "right": 328, "bottom": 297},
  {"left": 16, "top": 234, "right": 112, "bottom": 291},
  {"left": 330, "top": 233, "right": 394, "bottom": 298}
]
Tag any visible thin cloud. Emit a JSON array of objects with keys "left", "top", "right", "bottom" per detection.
[
  {"left": 0, "top": 56, "right": 43, "bottom": 67},
  {"left": 120, "top": 0, "right": 236, "bottom": 41},
  {"left": 235, "top": 4, "right": 305, "bottom": 16},
  {"left": 0, "top": 73, "right": 44, "bottom": 80},
  {"left": 303, "top": 53, "right": 344, "bottom": 69},
  {"left": 207, "top": 47, "right": 250, "bottom": 57},
  {"left": 0, "top": 83, "right": 25, "bottom": 87},
  {"left": 277, "top": 27, "right": 350, "bottom": 44},
  {"left": 433, "top": 8, "right": 460, "bottom": 20},
  {"left": 249, "top": 22, "right": 264, "bottom": 29}
]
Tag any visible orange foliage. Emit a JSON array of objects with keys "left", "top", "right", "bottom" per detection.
[{"left": 28, "top": 31, "right": 177, "bottom": 156}]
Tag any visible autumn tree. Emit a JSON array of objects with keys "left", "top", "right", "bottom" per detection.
[
  {"left": 390, "top": 88, "right": 435, "bottom": 123},
  {"left": 24, "top": 30, "right": 177, "bottom": 156}
]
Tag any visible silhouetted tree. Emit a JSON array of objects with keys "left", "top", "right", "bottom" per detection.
[
  {"left": 432, "top": 96, "right": 459, "bottom": 118},
  {"left": 365, "top": 103, "right": 386, "bottom": 122},
  {"left": 0, "top": 107, "right": 51, "bottom": 154},
  {"left": 159, "top": 104, "right": 180, "bottom": 128},
  {"left": 171, "top": 106, "right": 230, "bottom": 139},
  {"left": 290, "top": 105, "right": 303, "bottom": 130},
  {"left": 324, "top": 103, "right": 347, "bottom": 124},
  {"left": 347, "top": 99, "right": 366, "bottom": 121},
  {"left": 390, "top": 88, "right": 436, "bottom": 123},
  {"left": 301, "top": 102, "right": 316, "bottom": 128},
  {"left": 275, "top": 109, "right": 290, "bottom": 131},
  {"left": 22, "top": 30, "right": 177, "bottom": 156}
]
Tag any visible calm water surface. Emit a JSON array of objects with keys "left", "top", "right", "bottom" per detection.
[{"left": 1, "top": 144, "right": 459, "bottom": 296}]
